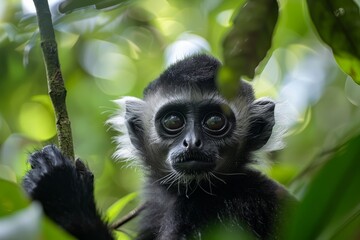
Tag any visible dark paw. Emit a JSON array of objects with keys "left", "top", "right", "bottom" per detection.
[
  {"left": 22, "top": 145, "right": 113, "bottom": 240},
  {"left": 24, "top": 145, "right": 70, "bottom": 194},
  {"left": 23, "top": 145, "right": 95, "bottom": 211}
]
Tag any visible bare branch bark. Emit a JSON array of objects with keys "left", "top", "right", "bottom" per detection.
[
  {"left": 33, "top": 0, "right": 75, "bottom": 160},
  {"left": 111, "top": 204, "right": 146, "bottom": 230}
]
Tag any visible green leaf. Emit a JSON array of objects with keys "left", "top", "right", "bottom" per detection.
[
  {"left": 0, "top": 203, "right": 42, "bottom": 240},
  {"left": 42, "top": 217, "right": 75, "bottom": 240},
  {"left": 307, "top": 0, "right": 360, "bottom": 84},
  {"left": 0, "top": 203, "right": 74, "bottom": 240},
  {"left": 0, "top": 179, "right": 29, "bottom": 217},
  {"left": 334, "top": 53, "right": 360, "bottom": 84},
  {"left": 115, "top": 231, "right": 133, "bottom": 240},
  {"left": 58, "top": 0, "right": 129, "bottom": 13},
  {"left": 216, "top": 66, "right": 240, "bottom": 100},
  {"left": 106, "top": 192, "right": 138, "bottom": 222},
  {"left": 284, "top": 135, "right": 360, "bottom": 239},
  {"left": 221, "top": 0, "right": 278, "bottom": 81}
]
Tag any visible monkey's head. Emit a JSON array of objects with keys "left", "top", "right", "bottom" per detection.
[{"left": 109, "top": 54, "right": 276, "bottom": 184}]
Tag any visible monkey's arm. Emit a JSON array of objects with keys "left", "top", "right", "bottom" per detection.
[{"left": 23, "top": 145, "right": 113, "bottom": 240}]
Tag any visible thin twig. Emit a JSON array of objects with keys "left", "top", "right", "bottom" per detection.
[
  {"left": 32, "top": 0, "right": 75, "bottom": 160},
  {"left": 288, "top": 144, "right": 345, "bottom": 185},
  {"left": 111, "top": 204, "right": 146, "bottom": 230}
]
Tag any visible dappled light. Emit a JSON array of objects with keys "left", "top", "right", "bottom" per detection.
[
  {"left": 1, "top": 0, "right": 360, "bottom": 239},
  {"left": 165, "top": 33, "right": 211, "bottom": 66},
  {"left": 278, "top": 45, "right": 333, "bottom": 119},
  {"left": 80, "top": 40, "right": 137, "bottom": 95},
  {"left": 19, "top": 101, "right": 56, "bottom": 141}
]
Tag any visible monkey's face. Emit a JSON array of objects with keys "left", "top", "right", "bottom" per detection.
[
  {"left": 154, "top": 100, "right": 238, "bottom": 177},
  {"left": 110, "top": 91, "right": 275, "bottom": 187},
  {"left": 109, "top": 55, "right": 277, "bottom": 189}
]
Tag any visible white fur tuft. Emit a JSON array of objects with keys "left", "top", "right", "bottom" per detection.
[
  {"left": 107, "top": 96, "right": 146, "bottom": 166},
  {"left": 258, "top": 99, "right": 290, "bottom": 152},
  {"left": 251, "top": 98, "right": 290, "bottom": 168}
]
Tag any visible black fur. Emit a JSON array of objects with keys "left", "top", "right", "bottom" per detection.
[
  {"left": 143, "top": 54, "right": 255, "bottom": 101},
  {"left": 130, "top": 55, "right": 295, "bottom": 239},
  {"left": 143, "top": 55, "right": 220, "bottom": 96},
  {"left": 22, "top": 54, "right": 295, "bottom": 240},
  {"left": 137, "top": 171, "right": 291, "bottom": 240},
  {"left": 247, "top": 100, "right": 276, "bottom": 151},
  {"left": 23, "top": 145, "right": 113, "bottom": 240}
]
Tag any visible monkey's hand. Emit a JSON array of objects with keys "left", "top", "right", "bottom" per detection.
[{"left": 23, "top": 145, "right": 113, "bottom": 240}]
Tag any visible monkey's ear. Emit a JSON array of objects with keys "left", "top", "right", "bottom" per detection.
[
  {"left": 247, "top": 98, "right": 275, "bottom": 151},
  {"left": 108, "top": 97, "right": 146, "bottom": 161},
  {"left": 124, "top": 98, "right": 146, "bottom": 151}
]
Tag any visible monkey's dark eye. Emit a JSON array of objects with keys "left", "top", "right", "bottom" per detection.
[
  {"left": 162, "top": 112, "right": 185, "bottom": 134},
  {"left": 203, "top": 113, "right": 227, "bottom": 133}
]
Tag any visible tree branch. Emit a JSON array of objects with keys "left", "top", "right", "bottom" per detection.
[
  {"left": 33, "top": 0, "right": 75, "bottom": 160},
  {"left": 111, "top": 204, "right": 146, "bottom": 230}
]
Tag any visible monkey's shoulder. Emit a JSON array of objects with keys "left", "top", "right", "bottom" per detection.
[{"left": 141, "top": 173, "right": 292, "bottom": 239}]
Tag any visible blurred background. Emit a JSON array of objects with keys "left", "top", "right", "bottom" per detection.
[{"left": 1, "top": 0, "right": 360, "bottom": 233}]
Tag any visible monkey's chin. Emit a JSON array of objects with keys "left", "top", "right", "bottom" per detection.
[{"left": 172, "top": 161, "right": 216, "bottom": 174}]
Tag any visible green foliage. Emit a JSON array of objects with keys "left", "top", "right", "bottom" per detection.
[
  {"left": 216, "top": 66, "right": 239, "bottom": 100},
  {"left": 307, "top": 0, "right": 360, "bottom": 84},
  {"left": 58, "top": 0, "right": 131, "bottom": 13},
  {"left": 105, "top": 192, "right": 138, "bottom": 222},
  {"left": 0, "top": 179, "right": 74, "bottom": 239},
  {"left": 1, "top": 0, "right": 360, "bottom": 239},
  {"left": 42, "top": 217, "right": 76, "bottom": 240},
  {"left": 114, "top": 231, "right": 132, "bottom": 240},
  {"left": 219, "top": 0, "right": 278, "bottom": 98},
  {"left": 0, "top": 179, "right": 28, "bottom": 217},
  {"left": 283, "top": 135, "right": 360, "bottom": 239}
]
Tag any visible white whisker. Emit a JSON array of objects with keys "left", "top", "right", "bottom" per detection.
[
  {"left": 209, "top": 172, "right": 226, "bottom": 184},
  {"left": 160, "top": 172, "right": 177, "bottom": 185},
  {"left": 199, "top": 183, "right": 216, "bottom": 196},
  {"left": 207, "top": 174, "right": 213, "bottom": 194},
  {"left": 166, "top": 173, "right": 179, "bottom": 190}
]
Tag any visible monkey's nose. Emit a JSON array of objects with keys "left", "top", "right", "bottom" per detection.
[{"left": 183, "top": 138, "right": 202, "bottom": 149}]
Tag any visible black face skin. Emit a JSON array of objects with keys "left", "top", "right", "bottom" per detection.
[{"left": 155, "top": 101, "right": 236, "bottom": 175}]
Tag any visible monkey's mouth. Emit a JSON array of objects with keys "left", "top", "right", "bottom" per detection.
[
  {"left": 170, "top": 151, "right": 217, "bottom": 174},
  {"left": 172, "top": 161, "right": 216, "bottom": 173}
]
